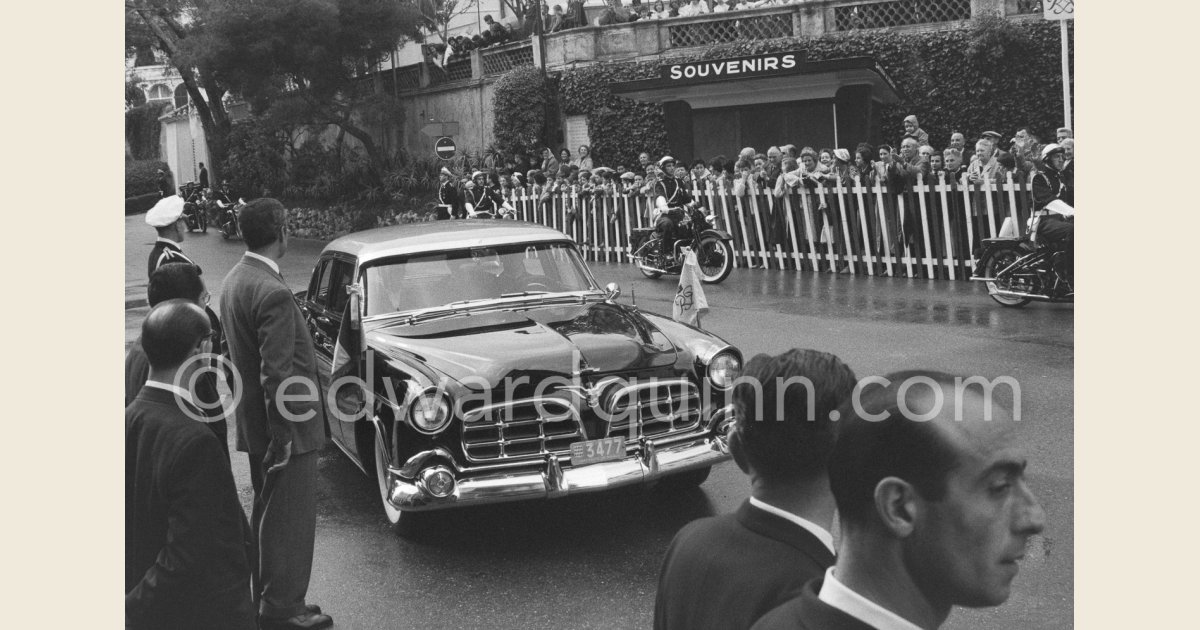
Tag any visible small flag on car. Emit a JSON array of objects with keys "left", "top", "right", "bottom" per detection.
[
  {"left": 672, "top": 247, "right": 709, "bottom": 328},
  {"left": 331, "top": 284, "right": 363, "bottom": 380}
]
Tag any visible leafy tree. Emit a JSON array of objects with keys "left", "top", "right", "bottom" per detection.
[
  {"left": 126, "top": 0, "right": 234, "bottom": 184},
  {"left": 194, "top": 0, "right": 425, "bottom": 179}
]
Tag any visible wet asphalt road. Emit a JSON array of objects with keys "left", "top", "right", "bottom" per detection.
[{"left": 125, "top": 216, "right": 1073, "bottom": 630}]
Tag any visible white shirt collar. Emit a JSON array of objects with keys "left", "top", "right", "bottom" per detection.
[
  {"left": 143, "top": 379, "right": 195, "bottom": 407},
  {"left": 818, "top": 568, "right": 924, "bottom": 630},
  {"left": 748, "top": 496, "right": 835, "bottom": 555},
  {"left": 243, "top": 251, "right": 280, "bottom": 274},
  {"left": 155, "top": 236, "right": 182, "bottom": 248}
]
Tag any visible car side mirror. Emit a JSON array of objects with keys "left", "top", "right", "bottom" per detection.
[{"left": 604, "top": 282, "right": 621, "bottom": 301}]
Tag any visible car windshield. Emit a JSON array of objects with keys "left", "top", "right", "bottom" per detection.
[{"left": 363, "top": 242, "right": 596, "bottom": 317}]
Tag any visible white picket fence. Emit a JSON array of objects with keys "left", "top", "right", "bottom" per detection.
[{"left": 502, "top": 173, "right": 1039, "bottom": 281}]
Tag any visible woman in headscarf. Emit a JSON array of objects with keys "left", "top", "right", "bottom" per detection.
[{"left": 540, "top": 147, "right": 560, "bottom": 177}]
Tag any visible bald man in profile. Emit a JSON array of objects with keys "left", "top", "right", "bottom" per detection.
[
  {"left": 752, "top": 371, "right": 1046, "bottom": 630},
  {"left": 125, "top": 300, "right": 255, "bottom": 630}
]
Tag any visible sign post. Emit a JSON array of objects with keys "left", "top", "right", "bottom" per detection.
[
  {"left": 435, "top": 137, "right": 456, "bottom": 161},
  {"left": 1043, "top": 1, "right": 1075, "bottom": 128}
]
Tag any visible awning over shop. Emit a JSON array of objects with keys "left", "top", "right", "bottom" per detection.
[{"left": 610, "top": 55, "right": 902, "bottom": 109}]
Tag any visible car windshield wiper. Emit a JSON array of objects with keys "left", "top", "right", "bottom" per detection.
[{"left": 499, "top": 290, "right": 551, "bottom": 298}]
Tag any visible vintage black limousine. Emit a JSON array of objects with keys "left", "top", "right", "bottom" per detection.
[{"left": 298, "top": 221, "right": 741, "bottom": 533}]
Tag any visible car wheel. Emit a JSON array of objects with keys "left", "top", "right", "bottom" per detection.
[
  {"left": 655, "top": 465, "right": 711, "bottom": 491},
  {"left": 373, "top": 428, "right": 425, "bottom": 538}
]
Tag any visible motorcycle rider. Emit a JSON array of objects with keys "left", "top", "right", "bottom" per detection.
[
  {"left": 465, "top": 170, "right": 513, "bottom": 218},
  {"left": 651, "top": 156, "right": 697, "bottom": 260},
  {"left": 1031, "top": 143, "right": 1073, "bottom": 291}
]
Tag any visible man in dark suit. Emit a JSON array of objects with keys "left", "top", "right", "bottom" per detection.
[
  {"left": 752, "top": 371, "right": 1046, "bottom": 630},
  {"left": 220, "top": 198, "right": 332, "bottom": 630},
  {"left": 125, "top": 263, "right": 227, "bottom": 453},
  {"left": 126, "top": 300, "right": 256, "bottom": 630},
  {"left": 654, "top": 349, "right": 857, "bottom": 630}
]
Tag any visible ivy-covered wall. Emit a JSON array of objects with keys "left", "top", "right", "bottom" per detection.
[{"left": 536, "top": 17, "right": 1073, "bottom": 168}]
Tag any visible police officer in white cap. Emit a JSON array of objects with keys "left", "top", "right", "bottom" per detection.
[
  {"left": 145, "top": 195, "right": 198, "bottom": 279},
  {"left": 146, "top": 194, "right": 231, "bottom": 411},
  {"left": 652, "top": 156, "right": 697, "bottom": 255},
  {"left": 436, "top": 167, "right": 459, "bottom": 220}
]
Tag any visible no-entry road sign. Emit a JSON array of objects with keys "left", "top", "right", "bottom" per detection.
[{"left": 435, "top": 137, "right": 456, "bottom": 160}]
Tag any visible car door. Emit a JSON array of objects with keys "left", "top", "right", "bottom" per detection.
[{"left": 302, "top": 256, "right": 349, "bottom": 448}]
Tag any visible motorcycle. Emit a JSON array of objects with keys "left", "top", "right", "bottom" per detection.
[
  {"left": 215, "top": 197, "right": 245, "bottom": 240},
  {"left": 971, "top": 214, "right": 1073, "bottom": 308},
  {"left": 630, "top": 205, "right": 735, "bottom": 284},
  {"left": 178, "top": 182, "right": 208, "bottom": 233},
  {"left": 465, "top": 202, "right": 516, "bottom": 220}
]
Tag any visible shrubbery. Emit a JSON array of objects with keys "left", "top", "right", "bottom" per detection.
[
  {"left": 126, "top": 102, "right": 169, "bottom": 161},
  {"left": 126, "top": 159, "right": 170, "bottom": 197},
  {"left": 126, "top": 191, "right": 161, "bottom": 215},
  {"left": 492, "top": 65, "right": 557, "bottom": 159}
]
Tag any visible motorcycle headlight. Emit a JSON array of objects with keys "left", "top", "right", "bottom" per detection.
[
  {"left": 408, "top": 389, "right": 452, "bottom": 434},
  {"left": 707, "top": 352, "right": 742, "bottom": 390}
]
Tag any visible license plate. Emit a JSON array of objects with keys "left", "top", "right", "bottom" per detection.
[{"left": 569, "top": 437, "right": 626, "bottom": 466}]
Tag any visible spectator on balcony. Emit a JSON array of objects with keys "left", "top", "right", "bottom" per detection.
[
  {"left": 558, "top": 148, "right": 573, "bottom": 170},
  {"left": 639, "top": 152, "right": 654, "bottom": 171},
  {"left": 678, "top": 0, "right": 710, "bottom": 17},
  {"left": 483, "top": 15, "right": 510, "bottom": 43},
  {"left": 650, "top": 1, "right": 669, "bottom": 18},
  {"left": 666, "top": 0, "right": 681, "bottom": 17},
  {"left": 1056, "top": 127, "right": 1073, "bottom": 143},
  {"left": 902, "top": 114, "right": 930, "bottom": 146},
  {"left": 564, "top": 0, "right": 586, "bottom": 28}
]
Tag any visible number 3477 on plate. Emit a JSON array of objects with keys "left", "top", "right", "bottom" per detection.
[{"left": 569, "top": 437, "right": 626, "bottom": 466}]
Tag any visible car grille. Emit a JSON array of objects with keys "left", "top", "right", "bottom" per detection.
[
  {"left": 604, "top": 378, "right": 702, "bottom": 440},
  {"left": 461, "top": 399, "right": 583, "bottom": 462}
]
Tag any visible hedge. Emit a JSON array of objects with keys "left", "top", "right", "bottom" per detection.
[
  {"left": 126, "top": 159, "right": 170, "bottom": 197},
  {"left": 126, "top": 191, "right": 161, "bottom": 216},
  {"left": 492, "top": 66, "right": 557, "bottom": 158},
  {"left": 126, "top": 102, "right": 169, "bottom": 161},
  {"left": 545, "top": 17, "right": 1073, "bottom": 167}
]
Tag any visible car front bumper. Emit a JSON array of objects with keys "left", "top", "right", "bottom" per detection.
[{"left": 386, "top": 405, "right": 734, "bottom": 511}]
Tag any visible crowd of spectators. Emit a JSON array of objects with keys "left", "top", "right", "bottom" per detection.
[
  {"left": 437, "top": 115, "right": 1074, "bottom": 275},
  {"left": 444, "top": 0, "right": 809, "bottom": 61},
  {"left": 441, "top": 116, "right": 1074, "bottom": 209}
]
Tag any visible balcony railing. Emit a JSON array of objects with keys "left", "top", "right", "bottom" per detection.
[
  {"left": 667, "top": 9, "right": 796, "bottom": 49},
  {"left": 482, "top": 41, "right": 535, "bottom": 76},
  {"left": 832, "top": 0, "right": 972, "bottom": 31}
]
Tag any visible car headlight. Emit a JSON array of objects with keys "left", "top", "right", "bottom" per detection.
[
  {"left": 408, "top": 389, "right": 452, "bottom": 434},
  {"left": 707, "top": 352, "right": 742, "bottom": 390}
]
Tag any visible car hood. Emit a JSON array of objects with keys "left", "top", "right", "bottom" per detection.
[{"left": 365, "top": 301, "right": 679, "bottom": 389}]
